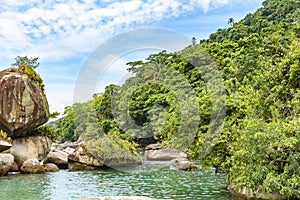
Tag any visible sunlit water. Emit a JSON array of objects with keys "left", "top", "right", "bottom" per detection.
[{"left": 0, "top": 161, "right": 242, "bottom": 200}]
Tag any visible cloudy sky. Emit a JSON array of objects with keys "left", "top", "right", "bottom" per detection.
[{"left": 0, "top": 0, "right": 263, "bottom": 113}]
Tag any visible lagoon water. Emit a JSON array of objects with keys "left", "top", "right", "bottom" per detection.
[{"left": 0, "top": 161, "right": 242, "bottom": 200}]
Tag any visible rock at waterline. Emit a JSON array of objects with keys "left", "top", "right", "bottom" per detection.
[
  {"left": 145, "top": 144, "right": 188, "bottom": 161},
  {"left": 68, "top": 145, "right": 110, "bottom": 171},
  {"left": 8, "top": 135, "right": 51, "bottom": 167},
  {"left": 174, "top": 160, "right": 199, "bottom": 171},
  {"left": 78, "top": 197, "right": 156, "bottom": 200},
  {"left": 9, "top": 161, "right": 19, "bottom": 172},
  {"left": 43, "top": 163, "right": 59, "bottom": 172},
  {"left": 68, "top": 160, "right": 98, "bottom": 171},
  {"left": 0, "top": 153, "right": 14, "bottom": 176},
  {"left": 69, "top": 137, "right": 143, "bottom": 170},
  {"left": 0, "top": 67, "right": 49, "bottom": 138},
  {"left": 228, "top": 184, "right": 293, "bottom": 200},
  {"left": 20, "top": 158, "right": 45, "bottom": 174},
  {"left": 45, "top": 150, "right": 69, "bottom": 169}
]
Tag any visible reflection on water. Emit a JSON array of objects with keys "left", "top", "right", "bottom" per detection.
[{"left": 0, "top": 161, "right": 242, "bottom": 200}]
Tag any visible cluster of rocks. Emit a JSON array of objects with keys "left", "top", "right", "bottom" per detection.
[
  {"left": 0, "top": 67, "right": 52, "bottom": 176},
  {"left": 0, "top": 136, "right": 56, "bottom": 175},
  {"left": 0, "top": 138, "right": 145, "bottom": 175},
  {"left": 144, "top": 143, "right": 198, "bottom": 171}
]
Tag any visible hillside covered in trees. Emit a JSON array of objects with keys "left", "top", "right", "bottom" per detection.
[{"left": 53, "top": 0, "right": 299, "bottom": 198}]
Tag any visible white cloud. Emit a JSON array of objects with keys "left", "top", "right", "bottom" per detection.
[
  {"left": 0, "top": 0, "right": 233, "bottom": 62},
  {"left": 0, "top": 0, "right": 237, "bottom": 113}
]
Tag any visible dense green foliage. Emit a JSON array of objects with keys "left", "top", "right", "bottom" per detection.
[
  {"left": 21, "top": 125, "right": 56, "bottom": 140},
  {"left": 53, "top": 0, "right": 299, "bottom": 198}
]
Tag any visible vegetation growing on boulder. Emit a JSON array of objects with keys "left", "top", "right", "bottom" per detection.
[
  {"left": 0, "top": 130, "right": 12, "bottom": 143},
  {"left": 19, "top": 64, "right": 45, "bottom": 92}
]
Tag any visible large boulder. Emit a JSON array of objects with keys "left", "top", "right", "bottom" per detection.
[
  {"left": 9, "top": 136, "right": 51, "bottom": 166},
  {"left": 0, "top": 67, "right": 49, "bottom": 138},
  {"left": 0, "top": 153, "right": 14, "bottom": 176},
  {"left": 145, "top": 144, "right": 188, "bottom": 161},
  {"left": 68, "top": 146, "right": 105, "bottom": 170},
  {"left": 20, "top": 158, "right": 45, "bottom": 174},
  {"left": 0, "top": 139, "right": 12, "bottom": 152},
  {"left": 69, "top": 136, "right": 143, "bottom": 170}
]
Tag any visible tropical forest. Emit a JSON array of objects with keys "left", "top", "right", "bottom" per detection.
[{"left": 51, "top": 0, "right": 300, "bottom": 199}]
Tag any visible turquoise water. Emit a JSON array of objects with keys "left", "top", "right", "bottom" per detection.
[{"left": 0, "top": 161, "right": 242, "bottom": 200}]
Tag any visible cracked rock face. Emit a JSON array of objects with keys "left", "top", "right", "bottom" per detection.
[{"left": 0, "top": 67, "right": 49, "bottom": 138}]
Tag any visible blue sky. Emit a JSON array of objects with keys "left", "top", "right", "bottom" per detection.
[{"left": 0, "top": 0, "right": 263, "bottom": 113}]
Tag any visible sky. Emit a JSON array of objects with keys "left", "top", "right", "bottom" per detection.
[{"left": 0, "top": 0, "right": 264, "bottom": 113}]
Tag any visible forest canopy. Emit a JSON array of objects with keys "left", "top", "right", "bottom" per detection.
[{"left": 53, "top": 0, "right": 299, "bottom": 198}]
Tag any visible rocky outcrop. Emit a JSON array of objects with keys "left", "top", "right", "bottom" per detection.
[
  {"left": 45, "top": 141, "right": 77, "bottom": 169},
  {"left": 78, "top": 197, "right": 156, "bottom": 200},
  {"left": 0, "top": 153, "right": 14, "bottom": 176},
  {"left": 174, "top": 160, "right": 198, "bottom": 171},
  {"left": 145, "top": 144, "right": 188, "bottom": 161},
  {"left": 0, "top": 67, "right": 49, "bottom": 138},
  {"left": 0, "top": 139, "right": 12, "bottom": 152},
  {"left": 20, "top": 158, "right": 45, "bottom": 174},
  {"left": 228, "top": 184, "right": 294, "bottom": 200},
  {"left": 43, "top": 163, "right": 59, "bottom": 172},
  {"left": 69, "top": 138, "right": 143, "bottom": 170},
  {"left": 69, "top": 146, "right": 104, "bottom": 170},
  {"left": 8, "top": 136, "right": 51, "bottom": 166}
]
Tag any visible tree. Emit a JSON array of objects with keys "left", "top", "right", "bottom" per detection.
[
  {"left": 12, "top": 55, "right": 40, "bottom": 69},
  {"left": 228, "top": 17, "right": 235, "bottom": 27},
  {"left": 50, "top": 112, "right": 60, "bottom": 119},
  {"left": 192, "top": 37, "right": 197, "bottom": 45}
]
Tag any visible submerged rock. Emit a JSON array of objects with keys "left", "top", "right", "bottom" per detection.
[
  {"left": 9, "top": 136, "right": 51, "bottom": 166},
  {"left": 0, "top": 153, "right": 14, "bottom": 176},
  {"left": 78, "top": 197, "right": 156, "bottom": 200},
  {"left": 0, "top": 67, "right": 49, "bottom": 138}
]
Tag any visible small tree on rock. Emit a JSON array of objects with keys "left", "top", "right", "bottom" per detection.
[{"left": 12, "top": 56, "right": 40, "bottom": 69}]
